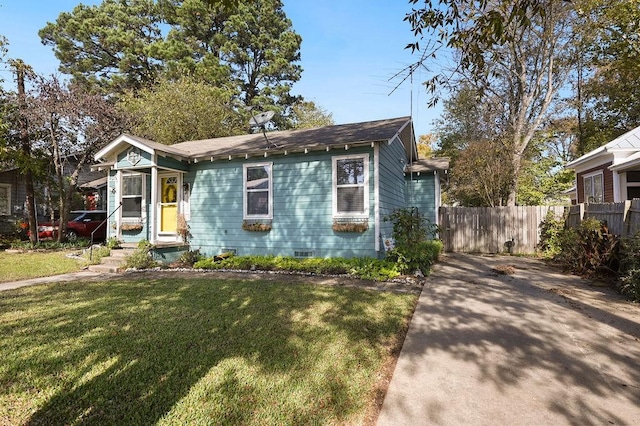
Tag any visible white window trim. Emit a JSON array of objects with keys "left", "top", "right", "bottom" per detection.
[
  {"left": 243, "top": 162, "right": 273, "bottom": 220},
  {"left": 0, "top": 183, "right": 11, "bottom": 216},
  {"left": 583, "top": 171, "right": 604, "bottom": 203},
  {"left": 121, "top": 173, "right": 146, "bottom": 221},
  {"left": 332, "top": 154, "right": 370, "bottom": 218}
]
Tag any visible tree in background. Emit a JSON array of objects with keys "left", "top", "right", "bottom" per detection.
[
  {"left": 448, "top": 139, "right": 513, "bottom": 207},
  {"left": 1, "top": 60, "right": 44, "bottom": 243},
  {"left": 119, "top": 76, "right": 245, "bottom": 144},
  {"left": 39, "top": 0, "right": 164, "bottom": 94},
  {"left": 220, "top": 0, "right": 302, "bottom": 127},
  {"left": 572, "top": 0, "right": 640, "bottom": 154},
  {"left": 39, "top": 0, "right": 303, "bottom": 130},
  {"left": 406, "top": 1, "right": 575, "bottom": 205},
  {"left": 416, "top": 134, "right": 435, "bottom": 158},
  {"left": 26, "top": 76, "right": 128, "bottom": 241},
  {"left": 288, "top": 100, "right": 334, "bottom": 130}
]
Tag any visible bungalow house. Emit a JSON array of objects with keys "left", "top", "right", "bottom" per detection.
[
  {"left": 94, "top": 117, "right": 448, "bottom": 260},
  {"left": 567, "top": 125, "right": 640, "bottom": 203}
]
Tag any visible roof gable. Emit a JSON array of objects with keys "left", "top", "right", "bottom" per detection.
[{"left": 567, "top": 125, "right": 640, "bottom": 168}]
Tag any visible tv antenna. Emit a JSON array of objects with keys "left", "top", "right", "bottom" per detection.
[{"left": 248, "top": 110, "right": 279, "bottom": 149}]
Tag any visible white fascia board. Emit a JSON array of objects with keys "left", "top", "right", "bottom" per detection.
[
  {"left": 569, "top": 154, "right": 613, "bottom": 173},
  {"left": 94, "top": 134, "right": 156, "bottom": 162}
]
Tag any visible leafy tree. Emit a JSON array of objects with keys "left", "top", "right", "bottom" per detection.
[
  {"left": 39, "top": 0, "right": 164, "bottom": 94},
  {"left": 574, "top": 0, "right": 640, "bottom": 149},
  {"left": 156, "top": 0, "right": 235, "bottom": 84},
  {"left": 433, "top": 84, "right": 501, "bottom": 165},
  {"left": 1, "top": 60, "right": 44, "bottom": 243},
  {"left": 447, "top": 138, "right": 514, "bottom": 207},
  {"left": 417, "top": 134, "right": 435, "bottom": 158},
  {"left": 220, "top": 0, "right": 302, "bottom": 127},
  {"left": 435, "top": 81, "right": 574, "bottom": 206},
  {"left": 288, "top": 100, "right": 334, "bottom": 130},
  {"left": 26, "top": 76, "right": 128, "bottom": 241},
  {"left": 119, "top": 76, "right": 244, "bottom": 144},
  {"left": 406, "top": 1, "right": 575, "bottom": 205},
  {"left": 40, "top": 0, "right": 303, "bottom": 126}
]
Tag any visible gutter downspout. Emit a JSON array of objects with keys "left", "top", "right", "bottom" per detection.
[{"left": 374, "top": 142, "right": 380, "bottom": 253}]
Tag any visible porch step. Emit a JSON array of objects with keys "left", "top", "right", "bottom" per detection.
[
  {"left": 87, "top": 247, "right": 136, "bottom": 273},
  {"left": 87, "top": 263, "right": 120, "bottom": 273}
]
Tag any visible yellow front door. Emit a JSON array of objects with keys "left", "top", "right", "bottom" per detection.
[{"left": 160, "top": 176, "right": 178, "bottom": 233}]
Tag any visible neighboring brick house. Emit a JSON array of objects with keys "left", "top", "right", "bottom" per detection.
[{"left": 567, "top": 126, "right": 640, "bottom": 203}]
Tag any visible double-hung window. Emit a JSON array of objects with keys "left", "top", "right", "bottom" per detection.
[
  {"left": 122, "top": 174, "right": 143, "bottom": 218},
  {"left": 244, "top": 163, "right": 272, "bottom": 219},
  {"left": 583, "top": 172, "right": 603, "bottom": 203},
  {"left": 333, "top": 154, "right": 369, "bottom": 217}
]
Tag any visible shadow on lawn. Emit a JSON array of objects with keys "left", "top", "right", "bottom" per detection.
[{"left": 1, "top": 277, "right": 411, "bottom": 425}]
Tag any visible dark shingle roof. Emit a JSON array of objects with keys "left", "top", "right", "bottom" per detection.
[
  {"left": 172, "top": 116, "right": 412, "bottom": 158},
  {"left": 405, "top": 158, "right": 450, "bottom": 173}
]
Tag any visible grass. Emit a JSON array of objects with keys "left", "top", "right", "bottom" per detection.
[
  {"left": 0, "top": 250, "right": 86, "bottom": 283},
  {"left": 0, "top": 277, "right": 416, "bottom": 425}
]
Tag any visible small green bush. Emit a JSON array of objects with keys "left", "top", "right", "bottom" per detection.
[
  {"left": 123, "top": 240, "right": 160, "bottom": 270},
  {"left": 618, "top": 234, "right": 640, "bottom": 302},
  {"left": 84, "top": 245, "right": 111, "bottom": 265},
  {"left": 106, "top": 237, "right": 121, "bottom": 249},
  {"left": 384, "top": 208, "right": 442, "bottom": 274},
  {"left": 537, "top": 210, "right": 565, "bottom": 257},
  {"left": 177, "top": 249, "right": 204, "bottom": 267}
]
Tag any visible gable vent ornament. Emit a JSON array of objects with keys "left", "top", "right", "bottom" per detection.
[{"left": 126, "top": 147, "right": 141, "bottom": 166}]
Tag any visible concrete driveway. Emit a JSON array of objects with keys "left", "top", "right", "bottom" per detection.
[{"left": 378, "top": 253, "right": 640, "bottom": 425}]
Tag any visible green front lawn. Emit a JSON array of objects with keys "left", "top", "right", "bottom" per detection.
[
  {"left": 0, "top": 251, "right": 85, "bottom": 283},
  {"left": 0, "top": 277, "right": 416, "bottom": 425}
]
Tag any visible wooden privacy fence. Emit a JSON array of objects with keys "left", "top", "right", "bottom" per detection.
[
  {"left": 566, "top": 200, "right": 640, "bottom": 238},
  {"left": 439, "top": 205, "right": 565, "bottom": 254}
]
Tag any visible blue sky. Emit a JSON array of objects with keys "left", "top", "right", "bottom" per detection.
[{"left": 0, "top": 0, "right": 440, "bottom": 137}]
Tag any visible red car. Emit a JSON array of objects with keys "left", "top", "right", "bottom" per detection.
[{"left": 35, "top": 210, "right": 107, "bottom": 241}]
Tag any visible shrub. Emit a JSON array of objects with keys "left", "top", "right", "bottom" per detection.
[
  {"left": 618, "top": 234, "right": 640, "bottom": 302},
  {"left": 384, "top": 207, "right": 441, "bottom": 274},
  {"left": 123, "top": 240, "right": 160, "bottom": 270},
  {"left": 105, "top": 237, "right": 121, "bottom": 249},
  {"left": 555, "top": 218, "right": 619, "bottom": 276},
  {"left": 176, "top": 249, "right": 204, "bottom": 267},
  {"left": 9, "top": 239, "right": 90, "bottom": 250},
  {"left": 537, "top": 210, "right": 565, "bottom": 257},
  {"left": 84, "top": 245, "right": 111, "bottom": 265},
  {"left": 193, "top": 254, "right": 401, "bottom": 281}
]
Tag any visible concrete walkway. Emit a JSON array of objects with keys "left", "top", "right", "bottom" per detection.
[
  {"left": 378, "top": 253, "right": 640, "bottom": 425},
  {"left": 0, "top": 270, "right": 113, "bottom": 291}
]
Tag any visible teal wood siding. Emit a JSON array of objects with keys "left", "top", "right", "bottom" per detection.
[
  {"left": 120, "top": 173, "right": 151, "bottom": 243},
  {"left": 158, "top": 155, "right": 189, "bottom": 171},
  {"left": 406, "top": 173, "right": 437, "bottom": 224},
  {"left": 116, "top": 147, "right": 153, "bottom": 169},
  {"left": 188, "top": 147, "right": 377, "bottom": 258},
  {"left": 378, "top": 137, "right": 409, "bottom": 245}
]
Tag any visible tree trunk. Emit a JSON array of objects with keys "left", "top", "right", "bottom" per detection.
[{"left": 15, "top": 63, "right": 38, "bottom": 244}]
